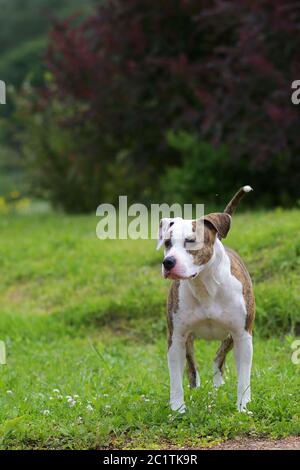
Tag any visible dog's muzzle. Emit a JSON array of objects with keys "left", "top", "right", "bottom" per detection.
[{"left": 163, "top": 256, "right": 176, "bottom": 271}]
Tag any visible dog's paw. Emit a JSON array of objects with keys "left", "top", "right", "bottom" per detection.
[
  {"left": 170, "top": 401, "right": 186, "bottom": 413},
  {"left": 237, "top": 405, "right": 253, "bottom": 415},
  {"left": 213, "top": 364, "right": 225, "bottom": 388},
  {"left": 237, "top": 395, "right": 251, "bottom": 413},
  {"left": 213, "top": 373, "right": 225, "bottom": 388},
  {"left": 190, "top": 371, "right": 201, "bottom": 389},
  {"left": 237, "top": 404, "right": 247, "bottom": 413}
]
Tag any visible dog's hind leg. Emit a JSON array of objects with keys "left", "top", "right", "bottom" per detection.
[
  {"left": 213, "top": 335, "right": 233, "bottom": 387},
  {"left": 186, "top": 334, "right": 200, "bottom": 388},
  {"left": 233, "top": 331, "right": 253, "bottom": 411}
]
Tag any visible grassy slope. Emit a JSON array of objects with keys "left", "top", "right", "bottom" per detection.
[{"left": 0, "top": 210, "right": 299, "bottom": 449}]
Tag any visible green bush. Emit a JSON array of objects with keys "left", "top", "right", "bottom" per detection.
[
  {"left": 161, "top": 131, "right": 296, "bottom": 208},
  {"left": 0, "top": 38, "right": 46, "bottom": 89},
  {"left": 14, "top": 81, "right": 131, "bottom": 212},
  {"left": 160, "top": 132, "right": 248, "bottom": 207}
]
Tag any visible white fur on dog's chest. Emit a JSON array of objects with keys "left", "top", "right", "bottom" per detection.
[
  {"left": 188, "top": 302, "right": 239, "bottom": 341},
  {"left": 177, "top": 294, "right": 244, "bottom": 341},
  {"left": 175, "top": 243, "right": 248, "bottom": 340}
]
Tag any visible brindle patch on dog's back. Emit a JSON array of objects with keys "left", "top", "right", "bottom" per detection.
[
  {"left": 167, "top": 280, "right": 180, "bottom": 348},
  {"left": 225, "top": 247, "right": 255, "bottom": 333}
]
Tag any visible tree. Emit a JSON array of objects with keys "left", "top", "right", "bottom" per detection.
[{"left": 17, "top": 0, "right": 300, "bottom": 210}]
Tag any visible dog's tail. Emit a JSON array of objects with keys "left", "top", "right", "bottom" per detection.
[{"left": 223, "top": 185, "right": 253, "bottom": 216}]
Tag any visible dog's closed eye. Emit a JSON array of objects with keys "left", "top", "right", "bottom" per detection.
[
  {"left": 184, "top": 237, "right": 196, "bottom": 247},
  {"left": 165, "top": 239, "right": 172, "bottom": 249}
]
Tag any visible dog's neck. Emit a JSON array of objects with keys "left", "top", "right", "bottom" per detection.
[{"left": 187, "top": 238, "right": 228, "bottom": 299}]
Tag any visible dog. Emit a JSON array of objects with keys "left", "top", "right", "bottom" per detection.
[{"left": 157, "top": 186, "right": 255, "bottom": 413}]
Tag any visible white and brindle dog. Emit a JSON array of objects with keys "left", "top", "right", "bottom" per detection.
[{"left": 157, "top": 186, "right": 255, "bottom": 413}]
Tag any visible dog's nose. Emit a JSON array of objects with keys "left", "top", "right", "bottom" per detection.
[{"left": 163, "top": 256, "right": 176, "bottom": 271}]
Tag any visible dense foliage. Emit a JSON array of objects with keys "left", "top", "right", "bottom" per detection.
[
  {"left": 0, "top": 0, "right": 94, "bottom": 198},
  {"left": 17, "top": 0, "right": 300, "bottom": 210},
  {"left": 0, "top": 0, "right": 93, "bottom": 87}
]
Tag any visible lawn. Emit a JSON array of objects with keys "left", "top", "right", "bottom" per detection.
[{"left": 0, "top": 209, "right": 299, "bottom": 449}]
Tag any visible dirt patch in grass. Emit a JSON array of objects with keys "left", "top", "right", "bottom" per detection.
[
  {"left": 107, "top": 436, "right": 300, "bottom": 451},
  {"left": 202, "top": 436, "right": 300, "bottom": 450}
]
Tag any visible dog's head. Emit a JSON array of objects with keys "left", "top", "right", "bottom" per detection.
[{"left": 157, "top": 213, "right": 231, "bottom": 280}]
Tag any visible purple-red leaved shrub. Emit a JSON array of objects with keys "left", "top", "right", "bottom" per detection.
[{"left": 19, "top": 0, "right": 300, "bottom": 210}]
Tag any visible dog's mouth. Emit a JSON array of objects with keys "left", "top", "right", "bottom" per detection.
[
  {"left": 164, "top": 271, "right": 181, "bottom": 280},
  {"left": 163, "top": 269, "right": 198, "bottom": 280}
]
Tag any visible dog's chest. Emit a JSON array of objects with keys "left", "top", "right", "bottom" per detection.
[
  {"left": 177, "top": 277, "right": 246, "bottom": 340},
  {"left": 191, "top": 302, "right": 233, "bottom": 340}
]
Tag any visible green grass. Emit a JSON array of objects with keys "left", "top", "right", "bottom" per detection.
[{"left": 0, "top": 210, "right": 299, "bottom": 449}]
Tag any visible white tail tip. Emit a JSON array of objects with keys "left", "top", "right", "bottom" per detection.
[{"left": 243, "top": 185, "right": 253, "bottom": 193}]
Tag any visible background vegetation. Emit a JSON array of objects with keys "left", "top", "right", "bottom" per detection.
[
  {"left": 0, "top": 0, "right": 299, "bottom": 449},
  {"left": 0, "top": 0, "right": 94, "bottom": 199},
  {"left": 0, "top": 210, "right": 299, "bottom": 449},
  {"left": 1, "top": 0, "right": 300, "bottom": 210}
]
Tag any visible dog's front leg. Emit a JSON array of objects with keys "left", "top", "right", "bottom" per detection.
[
  {"left": 233, "top": 331, "right": 253, "bottom": 412},
  {"left": 168, "top": 333, "right": 187, "bottom": 413}
]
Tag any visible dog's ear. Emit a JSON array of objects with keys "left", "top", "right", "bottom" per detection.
[
  {"left": 202, "top": 213, "right": 231, "bottom": 239},
  {"left": 157, "top": 218, "right": 174, "bottom": 250}
]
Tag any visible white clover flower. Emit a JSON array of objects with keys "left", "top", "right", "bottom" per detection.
[
  {"left": 43, "top": 409, "right": 50, "bottom": 416},
  {"left": 53, "top": 389, "right": 60, "bottom": 394},
  {"left": 86, "top": 404, "right": 94, "bottom": 412},
  {"left": 141, "top": 395, "right": 150, "bottom": 402}
]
